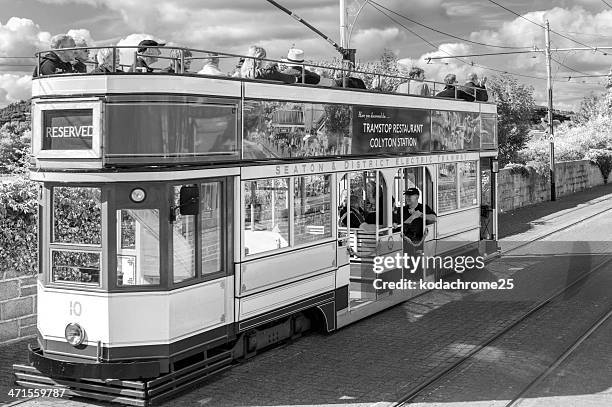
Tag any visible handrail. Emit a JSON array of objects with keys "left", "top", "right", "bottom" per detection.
[{"left": 33, "top": 45, "right": 492, "bottom": 102}]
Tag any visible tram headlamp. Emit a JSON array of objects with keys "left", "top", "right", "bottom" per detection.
[
  {"left": 65, "top": 323, "right": 86, "bottom": 347},
  {"left": 130, "top": 188, "right": 146, "bottom": 203}
]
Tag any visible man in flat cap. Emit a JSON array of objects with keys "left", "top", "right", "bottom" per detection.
[
  {"left": 393, "top": 187, "right": 437, "bottom": 243},
  {"left": 130, "top": 39, "right": 165, "bottom": 72}
]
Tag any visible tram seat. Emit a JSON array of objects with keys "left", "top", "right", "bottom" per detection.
[{"left": 349, "top": 229, "right": 379, "bottom": 261}]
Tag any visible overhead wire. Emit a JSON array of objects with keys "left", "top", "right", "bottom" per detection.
[
  {"left": 369, "top": 0, "right": 533, "bottom": 50},
  {"left": 486, "top": 0, "right": 608, "bottom": 55},
  {"left": 601, "top": 0, "right": 612, "bottom": 10},
  {"left": 368, "top": 1, "right": 547, "bottom": 80}
]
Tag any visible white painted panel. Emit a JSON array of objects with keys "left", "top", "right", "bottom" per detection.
[
  {"left": 244, "top": 82, "right": 482, "bottom": 112},
  {"left": 30, "top": 167, "right": 239, "bottom": 183},
  {"left": 37, "top": 282, "right": 110, "bottom": 344},
  {"left": 435, "top": 228, "right": 480, "bottom": 255},
  {"left": 33, "top": 75, "right": 242, "bottom": 98},
  {"left": 336, "top": 265, "right": 350, "bottom": 288},
  {"left": 437, "top": 208, "right": 480, "bottom": 238},
  {"left": 239, "top": 272, "right": 335, "bottom": 320},
  {"left": 169, "top": 277, "right": 232, "bottom": 342},
  {"left": 240, "top": 243, "right": 335, "bottom": 295},
  {"left": 107, "top": 292, "right": 170, "bottom": 346}
]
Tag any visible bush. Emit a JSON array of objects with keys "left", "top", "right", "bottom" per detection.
[
  {"left": 585, "top": 149, "right": 612, "bottom": 183},
  {"left": 504, "top": 163, "right": 530, "bottom": 178},
  {"left": 0, "top": 176, "right": 38, "bottom": 277}
]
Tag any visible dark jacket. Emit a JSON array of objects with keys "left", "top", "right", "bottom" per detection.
[
  {"left": 280, "top": 65, "right": 320, "bottom": 84},
  {"left": 255, "top": 62, "right": 296, "bottom": 84},
  {"left": 435, "top": 85, "right": 475, "bottom": 102},
  {"left": 73, "top": 60, "right": 87, "bottom": 73},
  {"left": 33, "top": 52, "right": 74, "bottom": 76},
  {"left": 334, "top": 76, "right": 366, "bottom": 89},
  {"left": 339, "top": 206, "right": 366, "bottom": 228},
  {"left": 463, "top": 81, "right": 488, "bottom": 102},
  {"left": 129, "top": 57, "right": 153, "bottom": 73}
]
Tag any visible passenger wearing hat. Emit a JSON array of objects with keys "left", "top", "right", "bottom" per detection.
[
  {"left": 163, "top": 48, "right": 192, "bottom": 73},
  {"left": 435, "top": 73, "right": 475, "bottom": 101},
  {"left": 279, "top": 48, "right": 320, "bottom": 85},
  {"left": 34, "top": 34, "right": 77, "bottom": 76},
  {"left": 129, "top": 39, "right": 165, "bottom": 73},
  {"left": 393, "top": 187, "right": 437, "bottom": 242}
]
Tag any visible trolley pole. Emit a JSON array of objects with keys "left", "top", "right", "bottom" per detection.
[
  {"left": 545, "top": 20, "right": 556, "bottom": 201},
  {"left": 339, "top": 0, "right": 351, "bottom": 87}
]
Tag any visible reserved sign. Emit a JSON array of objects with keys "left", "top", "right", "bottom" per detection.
[{"left": 42, "top": 109, "right": 94, "bottom": 150}]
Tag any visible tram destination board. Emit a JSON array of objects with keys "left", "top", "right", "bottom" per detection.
[
  {"left": 42, "top": 108, "right": 94, "bottom": 150},
  {"left": 351, "top": 105, "right": 430, "bottom": 154}
]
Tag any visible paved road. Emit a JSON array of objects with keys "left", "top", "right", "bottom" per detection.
[{"left": 3, "top": 185, "right": 611, "bottom": 407}]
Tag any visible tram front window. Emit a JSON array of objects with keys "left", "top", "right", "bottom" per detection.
[
  {"left": 244, "top": 179, "right": 289, "bottom": 255},
  {"left": 172, "top": 186, "right": 196, "bottom": 283},
  {"left": 117, "top": 209, "right": 160, "bottom": 286},
  {"left": 51, "top": 186, "right": 102, "bottom": 285},
  {"left": 294, "top": 175, "right": 332, "bottom": 245}
]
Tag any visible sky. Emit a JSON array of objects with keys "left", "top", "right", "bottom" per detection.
[{"left": 1, "top": 0, "right": 612, "bottom": 110}]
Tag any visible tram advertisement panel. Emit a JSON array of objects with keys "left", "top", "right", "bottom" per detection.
[
  {"left": 351, "top": 106, "right": 430, "bottom": 155},
  {"left": 431, "top": 110, "right": 481, "bottom": 151},
  {"left": 42, "top": 109, "right": 93, "bottom": 150}
]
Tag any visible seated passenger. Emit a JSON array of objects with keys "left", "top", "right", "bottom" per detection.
[
  {"left": 396, "top": 66, "right": 430, "bottom": 96},
  {"left": 129, "top": 39, "right": 165, "bottom": 72},
  {"left": 71, "top": 36, "right": 89, "bottom": 73},
  {"left": 393, "top": 188, "right": 437, "bottom": 243},
  {"left": 240, "top": 45, "right": 296, "bottom": 84},
  {"left": 33, "top": 34, "right": 76, "bottom": 76},
  {"left": 339, "top": 195, "right": 366, "bottom": 229},
  {"left": 198, "top": 53, "right": 226, "bottom": 76},
  {"left": 334, "top": 71, "right": 366, "bottom": 89},
  {"left": 92, "top": 48, "right": 123, "bottom": 73},
  {"left": 314, "top": 68, "right": 335, "bottom": 86},
  {"left": 279, "top": 48, "right": 320, "bottom": 84},
  {"left": 163, "top": 48, "right": 192, "bottom": 73},
  {"left": 231, "top": 58, "right": 245, "bottom": 77},
  {"left": 463, "top": 73, "right": 488, "bottom": 102},
  {"left": 435, "top": 73, "right": 475, "bottom": 102}
]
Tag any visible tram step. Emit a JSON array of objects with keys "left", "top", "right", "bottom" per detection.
[{"left": 12, "top": 349, "right": 235, "bottom": 406}]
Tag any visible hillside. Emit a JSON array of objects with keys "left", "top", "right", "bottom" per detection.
[{"left": 0, "top": 100, "right": 31, "bottom": 126}]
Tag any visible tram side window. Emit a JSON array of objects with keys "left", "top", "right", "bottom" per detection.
[
  {"left": 116, "top": 209, "right": 161, "bottom": 286},
  {"left": 459, "top": 161, "right": 478, "bottom": 208},
  {"left": 437, "top": 163, "right": 458, "bottom": 213},
  {"left": 51, "top": 187, "right": 102, "bottom": 285},
  {"left": 201, "top": 181, "right": 223, "bottom": 275},
  {"left": 244, "top": 179, "right": 290, "bottom": 255},
  {"left": 172, "top": 186, "right": 196, "bottom": 283},
  {"left": 294, "top": 175, "right": 332, "bottom": 245}
]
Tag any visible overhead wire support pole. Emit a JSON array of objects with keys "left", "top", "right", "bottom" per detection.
[{"left": 545, "top": 20, "right": 556, "bottom": 202}]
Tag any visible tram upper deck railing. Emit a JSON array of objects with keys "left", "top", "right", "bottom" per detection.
[
  {"left": 31, "top": 45, "right": 498, "bottom": 171},
  {"left": 33, "top": 45, "right": 493, "bottom": 103}
]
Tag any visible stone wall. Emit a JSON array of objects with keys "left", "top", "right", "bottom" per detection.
[
  {"left": 498, "top": 159, "right": 605, "bottom": 212},
  {"left": 0, "top": 275, "right": 37, "bottom": 344}
]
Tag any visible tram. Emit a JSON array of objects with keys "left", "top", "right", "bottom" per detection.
[{"left": 16, "top": 46, "right": 499, "bottom": 402}]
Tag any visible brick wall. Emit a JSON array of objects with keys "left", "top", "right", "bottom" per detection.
[
  {"left": 499, "top": 159, "right": 605, "bottom": 212},
  {"left": 0, "top": 275, "right": 37, "bottom": 344}
]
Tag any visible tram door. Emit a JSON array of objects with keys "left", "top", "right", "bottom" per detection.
[
  {"left": 338, "top": 170, "right": 401, "bottom": 306},
  {"left": 396, "top": 167, "right": 425, "bottom": 282}
]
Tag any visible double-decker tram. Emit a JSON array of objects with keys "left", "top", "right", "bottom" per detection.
[{"left": 15, "top": 46, "right": 499, "bottom": 405}]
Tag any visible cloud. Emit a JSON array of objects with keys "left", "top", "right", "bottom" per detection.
[{"left": 0, "top": 74, "right": 32, "bottom": 107}]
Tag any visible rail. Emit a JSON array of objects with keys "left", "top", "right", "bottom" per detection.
[{"left": 33, "top": 45, "right": 492, "bottom": 103}]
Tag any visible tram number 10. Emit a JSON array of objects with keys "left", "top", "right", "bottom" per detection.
[{"left": 69, "top": 300, "right": 82, "bottom": 316}]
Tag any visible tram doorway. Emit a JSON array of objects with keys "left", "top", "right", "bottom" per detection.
[{"left": 479, "top": 157, "right": 498, "bottom": 254}]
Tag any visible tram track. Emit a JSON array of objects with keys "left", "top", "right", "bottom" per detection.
[
  {"left": 504, "top": 307, "right": 612, "bottom": 407},
  {"left": 392, "top": 228, "right": 612, "bottom": 406}
]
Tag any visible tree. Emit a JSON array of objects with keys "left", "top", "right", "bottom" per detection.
[{"left": 487, "top": 74, "right": 536, "bottom": 166}]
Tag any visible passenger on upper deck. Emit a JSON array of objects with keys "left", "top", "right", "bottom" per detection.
[
  {"left": 463, "top": 73, "right": 488, "bottom": 102},
  {"left": 92, "top": 48, "right": 122, "bottom": 73},
  {"left": 334, "top": 71, "right": 366, "bottom": 89},
  {"left": 71, "top": 36, "right": 89, "bottom": 73},
  {"left": 240, "top": 45, "right": 296, "bottom": 84},
  {"left": 435, "top": 73, "right": 475, "bottom": 102},
  {"left": 198, "top": 53, "right": 226, "bottom": 76},
  {"left": 33, "top": 34, "right": 76, "bottom": 76},
  {"left": 279, "top": 48, "right": 320, "bottom": 85},
  {"left": 129, "top": 39, "right": 165, "bottom": 73},
  {"left": 163, "top": 49, "right": 192, "bottom": 73},
  {"left": 396, "top": 65, "right": 430, "bottom": 96}
]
